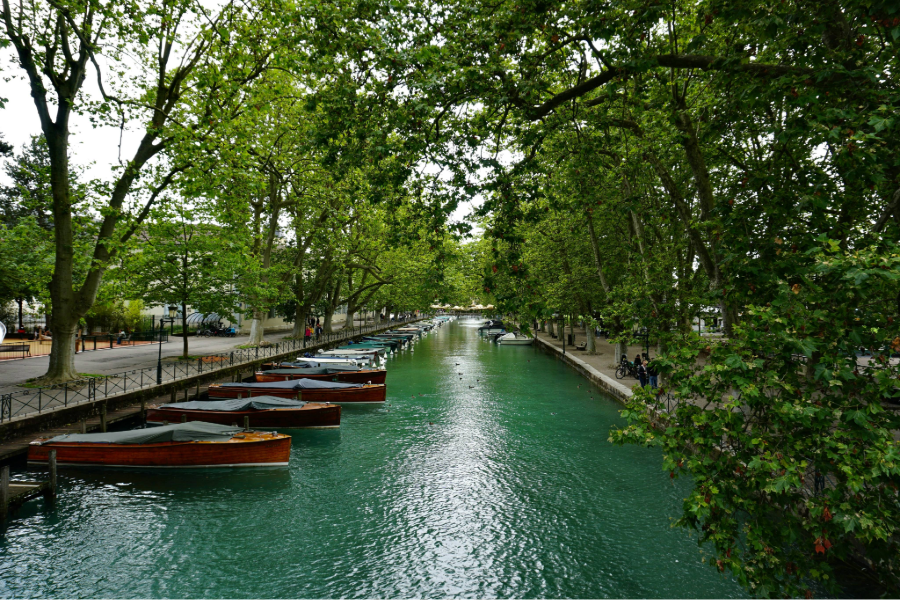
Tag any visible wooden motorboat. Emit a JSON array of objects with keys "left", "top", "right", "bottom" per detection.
[
  {"left": 147, "top": 396, "right": 341, "bottom": 429},
  {"left": 255, "top": 367, "right": 387, "bottom": 384},
  {"left": 319, "top": 347, "right": 386, "bottom": 358},
  {"left": 208, "top": 378, "right": 387, "bottom": 404},
  {"left": 260, "top": 359, "right": 363, "bottom": 371},
  {"left": 337, "top": 343, "right": 393, "bottom": 352},
  {"left": 27, "top": 422, "right": 290, "bottom": 468}
]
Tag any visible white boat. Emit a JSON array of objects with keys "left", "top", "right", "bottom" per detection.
[{"left": 497, "top": 332, "right": 534, "bottom": 346}]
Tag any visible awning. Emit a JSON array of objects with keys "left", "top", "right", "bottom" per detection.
[{"left": 185, "top": 312, "right": 224, "bottom": 325}]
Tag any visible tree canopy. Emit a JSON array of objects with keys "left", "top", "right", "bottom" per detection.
[{"left": 3, "top": 0, "right": 899, "bottom": 595}]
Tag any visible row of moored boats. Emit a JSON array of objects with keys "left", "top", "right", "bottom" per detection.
[{"left": 27, "top": 319, "right": 451, "bottom": 469}]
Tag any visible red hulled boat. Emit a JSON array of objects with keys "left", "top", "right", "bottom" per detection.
[
  {"left": 27, "top": 422, "right": 291, "bottom": 468},
  {"left": 254, "top": 368, "right": 386, "bottom": 385},
  {"left": 146, "top": 396, "right": 341, "bottom": 429},
  {"left": 207, "top": 379, "right": 386, "bottom": 404}
]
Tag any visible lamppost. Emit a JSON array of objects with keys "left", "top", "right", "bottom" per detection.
[
  {"left": 156, "top": 305, "right": 177, "bottom": 385},
  {"left": 635, "top": 327, "right": 650, "bottom": 358}
]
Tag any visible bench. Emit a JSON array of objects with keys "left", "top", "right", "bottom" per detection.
[
  {"left": 0, "top": 343, "right": 31, "bottom": 358},
  {"left": 573, "top": 342, "right": 587, "bottom": 351}
]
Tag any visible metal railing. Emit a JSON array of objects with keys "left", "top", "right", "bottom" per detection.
[{"left": 0, "top": 317, "right": 426, "bottom": 423}]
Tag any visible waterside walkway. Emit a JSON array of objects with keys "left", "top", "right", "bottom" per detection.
[{"left": 532, "top": 328, "right": 645, "bottom": 404}]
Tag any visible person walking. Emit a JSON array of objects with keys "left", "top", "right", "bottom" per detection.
[
  {"left": 647, "top": 358, "right": 658, "bottom": 389},
  {"left": 304, "top": 325, "right": 312, "bottom": 344}
]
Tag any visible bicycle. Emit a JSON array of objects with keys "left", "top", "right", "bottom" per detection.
[{"left": 615, "top": 360, "right": 637, "bottom": 379}]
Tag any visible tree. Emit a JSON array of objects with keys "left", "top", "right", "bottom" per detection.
[
  {"left": 1, "top": 0, "right": 272, "bottom": 382},
  {"left": 116, "top": 203, "right": 243, "bottom": 358}
]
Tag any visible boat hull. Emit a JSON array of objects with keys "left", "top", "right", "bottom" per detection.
[
  {"left": 254, "top": 370, "right": 386, "bottom": 384},
  {"left": 208, "top": 384, "right": 387, "bottom": 404},
  {"left": 146, "top": 403, "right": 341, "bottom": 429},
  {"left": 27, "top": 435, "right": 291, "bottom": 468}
]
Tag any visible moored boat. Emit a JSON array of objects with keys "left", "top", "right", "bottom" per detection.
[
  {"left": 320, "top": 347, "right": 386, "bottom": 357},
  {"left": 260, "top": 359, "right": 362, "bottom": 371},
  {"left": 208, "top": 379, "right": 387, "bottom": 404},
  {"left": 478, "top": 319, "right": 508, "bottom": 335},
  {"left": 27, "top": 422, "right": 291, "bottom": 468},
  {"left": 255, "top": 367, "right": 387, "bottom": 384},
  {"left": 497, "top": 332, "right": 535, "bottom": 345},
  {"left": 312, "top": 353, "right": 379, "bottom": 365},
  {"left": 147, "top": 396, "right": 341, "bottom": 429}
]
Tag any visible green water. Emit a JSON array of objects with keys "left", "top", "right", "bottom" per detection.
[{"left": 0, "top": 321, "right": 745, "bottom": 598}]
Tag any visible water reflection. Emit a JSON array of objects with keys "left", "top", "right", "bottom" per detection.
[{"left": 0, "top": 322, "right": 746, "bottom": 599}]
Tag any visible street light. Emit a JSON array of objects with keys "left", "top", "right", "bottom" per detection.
[
  {"left": 156, "top": 306, "right": 177, "bottom": 385},
  {"left": 635, "top": 327, "right": 650, "bottom": 357}
]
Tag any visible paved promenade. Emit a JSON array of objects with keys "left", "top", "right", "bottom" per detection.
[
  {"left": 0, "top": 321, "right": 377, "bottom": 393},
  {"left": 533, "top": 326, "right": 646, "bottom": 386}
]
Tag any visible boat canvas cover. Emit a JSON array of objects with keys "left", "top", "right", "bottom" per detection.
[
  {"left": 279, "top": 361, "right": 359, "bottom": 370},
  {"left": 44, "top": 421, "right": 242, "bottom": 445},
  {"left": 160, "top": 397, "right": 307, "bottom": 411},
  {"left": 219, "top": 379, "right": 364, "bottom": 390},
  {"left": 266, "top": 367, "right": 361, "bottom": 375}
]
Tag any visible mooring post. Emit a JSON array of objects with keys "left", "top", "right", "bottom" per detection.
[
  {"left": 183, "top": 388, "right": 188, "bottom": 402},
  {"left": 195, "top": 384, "right": 200, "bottom": 400},
  {"left": 141, "top": 397, "right": 147, "bottom": 422},
  {"left": 48, "top": 450, "right": 57, "bottom": 499},
  {"left": 0, "top": 465, "right": 9, "bottom": 521},
  {"left": 171, "top": 388, "right": 176, "bottom": 403},
  {"left": 100, "top": 403, "right": 107, "bottom": 433},
  {"left": 181, "top": 414, "right": 187, "bottom": 423},
  {"left": 80, "top": 419, "right": 87, "bottom": 434},
  {"left": 243, "top": 416, "right": 250, "bottom": 430}
]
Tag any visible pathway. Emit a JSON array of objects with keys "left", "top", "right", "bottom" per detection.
[{"left": 0, "top": 321, "right": 380, "bottom": 392}]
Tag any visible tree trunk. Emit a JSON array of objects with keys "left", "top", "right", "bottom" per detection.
[
  {"left": 614, "top": 342, "right": 627, "bottom": 366},
  {"left": 45, "top": 311, "right": 78, "bottom": 381},
  {"left": 345, "top": 310, "right": 354, "bottom": 331},
  {"left": 43, "top": 130, "right": 81, "bottom": 383},
  {"left": 586, "top": 323, "right": 596, "bottom": 354},
  {"left": 249, "top": 310, "right": 265, "bottom": 345},
  {"left": 323, "top": 306, "right": 334, "bottom": 333},
  {"left": 182, "top": 301, "right": 189, "bottom": 359}
]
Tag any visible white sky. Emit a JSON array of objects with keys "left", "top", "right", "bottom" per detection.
[{"left": 1, "top": 56, "right": 139, "bottom": 185}]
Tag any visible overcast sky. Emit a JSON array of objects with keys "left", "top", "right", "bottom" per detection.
[{"left": 1, "top": 48, "right": 480, "bottom": 228}]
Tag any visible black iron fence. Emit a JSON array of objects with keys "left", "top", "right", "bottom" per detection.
[{"left": 0, "top": 317, "right": 425, "bottom": 423}]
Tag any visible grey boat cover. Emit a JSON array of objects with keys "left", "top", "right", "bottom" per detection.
[
  {"left": 279, "top": 361, "right": 359, "bottom": 370},
  {"left": 43, "top": 421, "right": 241, "bottom": 445},
  {"left": 268, "top": 366, "right": 362, "bottom": 375},
  {"left": 159, "top": 397, "right": 307, "bottom": 411},
  {"left": 219, "top": 379, "right": 364, "bottom": 390}
]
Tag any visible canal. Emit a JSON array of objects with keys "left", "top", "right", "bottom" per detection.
[{"left": 0, "top": 320, "right": 745, "bottom": 598}]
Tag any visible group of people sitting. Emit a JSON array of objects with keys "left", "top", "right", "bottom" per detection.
[{"left": 625, "top": 353, "right": 659, "bottom": 388}]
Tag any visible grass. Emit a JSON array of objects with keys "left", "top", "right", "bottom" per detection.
[{"left": 20, "top": 373, "right": 106, "bottom": 388}]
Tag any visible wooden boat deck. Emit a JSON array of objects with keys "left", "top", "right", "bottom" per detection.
[{"left": 0, "top": 383, "right": 218, "bottom": 464}]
